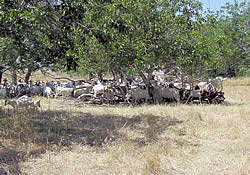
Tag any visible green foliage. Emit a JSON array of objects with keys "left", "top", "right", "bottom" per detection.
[
  {"left": 74, "top": 0, "right": 206, "bottom": 78},
  {"left": 209, "top": 1, "right": 249, "bottom": 77},
  {"left": 0, "top": 0, "right": 248, "bottom": 78}
]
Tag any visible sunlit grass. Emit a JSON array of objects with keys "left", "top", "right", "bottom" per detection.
[{"left": 224, "top": 76, "right": 250, "bottom": 86}]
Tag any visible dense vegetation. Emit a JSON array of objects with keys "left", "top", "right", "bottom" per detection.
[{"left": 0, "top": 0, "right": 249, "bottom": 82}]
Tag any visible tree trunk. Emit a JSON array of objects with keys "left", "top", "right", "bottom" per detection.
[
  {"left": 11, "top": 69, "right": 17, "bottom": 85},
  {"left": 0, "top": 68, "right": 3, "bottom": 84},
  {"left": 25, "top": 66, "right": 32, "bottom": 83},
  {"left": 119, "top": 72, "right": 124, "bottom": 82},
  {"left": 181, "top": 74, "right": 184, "bottom": 88},
  {"left": 147, "top": 70, "right": 153, "bottom": 81},
  {"left": 138, "top": 72, "right": 151, "bottom": 87},
  {"left": 112, "top": 70, "right": 117, "bottom": 81},
  {"left": 88, "top": 72, "right": 94, "bottom": 80},
  {"left": 138, "top": 71, "right": 156, "bottom": 103},
  {"left": 97, "top": 72, "right": 103, "bottom": 82}
]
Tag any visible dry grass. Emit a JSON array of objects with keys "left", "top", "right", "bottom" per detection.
[
  {"left": 0, "top": 76, "right": 250, "bottom": 175},
  {"left": 224, "top": 77, "right": 250, "bottom": 86}
]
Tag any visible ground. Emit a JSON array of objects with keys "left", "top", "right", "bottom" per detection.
[{"left": 0, "top": 76, "right": 249, "bottom": 175}]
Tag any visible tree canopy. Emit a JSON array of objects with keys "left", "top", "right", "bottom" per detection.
[{"left": 0, "top": 0, "right": 249, "bottom": 82}]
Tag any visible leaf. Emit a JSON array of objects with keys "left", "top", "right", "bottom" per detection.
[{"left": 28, "top": 5, "right": 36, "bottom": 9}]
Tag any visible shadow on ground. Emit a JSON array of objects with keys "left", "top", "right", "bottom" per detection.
[
  {"left": 222, "top": 101, "right": 246, "bottom": 106},
  {"left": 32, "top": 110, "right": 143, "bottom": 146},
  {"left": 0, "top": 146, "right": 22, "bottom": 175},
  {"left": 0, "top": 106, "right": 183, "bottom": 173}
]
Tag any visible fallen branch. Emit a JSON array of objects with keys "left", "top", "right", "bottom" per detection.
[
  {"left": 0, "top": 66, "right": 11, "bottom": 73},
  {"left": 41, "top": 70, "right": 92, "bottom": 84}
]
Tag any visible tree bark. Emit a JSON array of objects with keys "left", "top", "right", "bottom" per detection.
[
  {"left": 112, "top": 70, "right": 117, "bottom": 81},
  {"left": 147, "top": 69, "right": 153, "bottom": 81},
  {"left": 0, "top": 68, "right": 3, "bottom": 84},
  {"left": 138, "top": 72, "right": 151, "bottom": 87},
  {"left": 97, "top": 72, "right": 103, "bottom": 81},
  {"left": 11, "top": 69, "right": 17, "bottom": 85},
  {"left": 138, "top": 71, "right": 155, "bottom": 102},
  {"left": 25, "top": 66, "right": 32, "bottom": 83},
  {"left": 88, "top": 72, "right": 94, "bottom": 80}
]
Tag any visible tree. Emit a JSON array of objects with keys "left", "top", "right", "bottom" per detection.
[
  {"left": 1, "top": 0, "right": 247, "bottom": 83},
  {"left": 0, "top": 0, "right": 53, "bottom": 82},
  {"left": 216, "top": 1, "right": 249, "bottom": 76},
  {"left": 0, "top": 0, "right": 87, "bottom": 81},
  {"left": 201, "top": 0, "right": 249, "bottom": 77},
  {"left": 73, "top": 0, "right": 205, "bottom": 83}
]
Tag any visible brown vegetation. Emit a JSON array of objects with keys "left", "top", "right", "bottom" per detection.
[{"left": 0, "top": 77, "right": 249, "bottom": 174}]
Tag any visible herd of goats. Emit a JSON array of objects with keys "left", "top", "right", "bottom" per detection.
[{"left": 0, "top": 72, "right": 227, "bottom": 109}]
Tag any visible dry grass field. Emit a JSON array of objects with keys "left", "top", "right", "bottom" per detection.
[{"left": 0, "top": 76, "right": 249, "bottom": 175}]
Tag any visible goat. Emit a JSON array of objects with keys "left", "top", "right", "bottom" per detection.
[
  {"left": 27, "top": 100, "right": 41, "bottom": 110},
  {"left": 149, "top": 86, "right": 180, "bottom": 104},
  {"left": 5, "top": 96, "right": 41, "bottom": 110},
  {"left": 43, "top": 86, "right": 55, "bottom": 98},
  {"left": 18, "top": 95, "right": 32, "bottom": 101},
  {"left": 208, "top": 77, "right": 226, "bottom": 91},
  {"left": 126, "top": 87, "right": 151, "bottom": 105},
  {"left": 160, "top": 87, "right": 180, "bottom": 102},
  {"left": 185, "top": 90, "right": 202, "bottom": 104},
  {"left": 198, "top": 82, "right": 215, "bottom": 92},
  {"left": 215, "top": 76, "right": 227, "bottom": 91},
  {"left": 55, "top": 86, "right": 74, "bottom": 97},
  {"left": 207, "top": 91, "right": 225, "bottom": 104},
  {"left": 15, "top": 83, "right": 30, "bottom": 97},
  {"left": 4, "top": 95, "right": 30, "bottom": 108},
  {"left": 103, "top": 88, "right": 115, "bottom": 104},
  {"left": 92, "top": 81, "right": 107, "bottom": 97},
  {"left": 5, "top": 99, "right": 18, "bottom": 108},
  {"left": 212, "top": 91, "right": 225, "bottom": 104},
  {"left": 31, "top": 84, "right": 43, "bottom": 96},
  {"left": 0, "top": 88, "right": 7, "bottom": 98},
  {"left": 198, "top": 82, "right": 208, "bottom": 90},
  {"left": 73, "top": 85, "right": 92, "bottom": 98}
]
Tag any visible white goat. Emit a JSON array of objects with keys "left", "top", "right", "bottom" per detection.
[
  {"left": 18, "top": 95, "right": 32, "bottom": 102},
  {"left": 198, "top": 82, "right": 208, "bottom": 90},
  {"left": 73, "top": 86, "right": 92, "bottom": 98},
  {"left": 215, "top": 76, "right": 227, "bottom": 90},
  {"left": 198, "top": 82, "right": 215, "bottom": 92},
  {"left": 5, "top": 95, "right": 40, "bottom": 110},
  {"left": 208, "top": 77, "right": 226, "bottom": 91},
  {"left": 55, "top": 87, "right": 73, "bottom": 97},
  {"left": 185, "top": 90, "right": 201, "bottom": 104},
  {"left": 93, "top": 81, "right": 107, "bottom": 97},
  {"left": 43, "top": 86, "right": 55, "bottom": 98}
]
